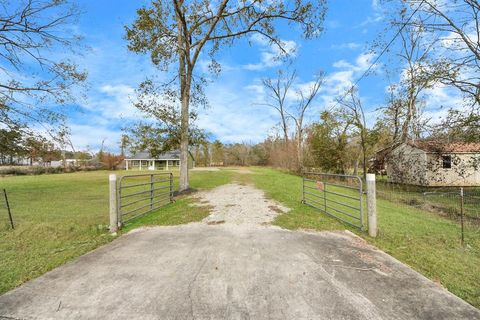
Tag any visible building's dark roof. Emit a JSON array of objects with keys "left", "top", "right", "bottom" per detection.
[{"left": 127, "top": 150, "right": 181, "bottom": 160}]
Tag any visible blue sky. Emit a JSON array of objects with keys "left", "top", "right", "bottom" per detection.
[{"left": 64, "top": 0, "right": 450, "bottom": 152}]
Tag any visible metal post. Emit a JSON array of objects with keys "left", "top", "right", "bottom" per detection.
[
  {"left": 460, "top": 187, "right": 465, "bottom": 246},
  {"left": 169, "top": 173, "right": 173, "bottom": 202},
  {"left": 366, "top": 173, "right": 377, "bottom": 238},
  {"left": 359, "top": 179, "right": 364, "bottom": 230},
  {"left": 323, "top": 180, "right": 327, "bottom": 212},
  {"left": 302, "top": 176, "right": 305, "bottom": 203},
  {"left": 3, "top": 189, "right": 14, "bottom": 229},
  {"left": 150, "top": 174, "right": 154, "bottom": 210},
  {"left": 109, "top": 174, "right": 118, "bottom": 233}
]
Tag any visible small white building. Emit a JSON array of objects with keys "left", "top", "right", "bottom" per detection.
[
  {"left": 379, "top": 141, "right": 480, "bottom": 186},
  {"left": 124, "top": 150, "right": 195, "bottom": 171}
]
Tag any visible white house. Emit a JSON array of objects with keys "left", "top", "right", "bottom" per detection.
[
  {"left": 124, "top": 150, "right": 195, "bottom": 171},
  {"left": 378, "top": 141, "right": 480, "bottom": 187}
]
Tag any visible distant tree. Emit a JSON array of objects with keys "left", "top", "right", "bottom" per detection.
[
  {"left": 211, "top": 140, "right": 224, "bottom": 165},
  {"left": 101, "top": 153, "right": 125, "bottom": 170},
  {"left": 0, "top": 127, "right": 25, "bottom": 164},
  {"left": 126, "top": 0, "right": 327, "bottom": 191},
  {"left": 0, "top": 0, "right": 87, "bottom": 132},
  {"left": 433, "top": 109, "right": 480, "bottom": 143},
  {"left": 120, "top": 135, "right": 130, "bottom": 156},
  {"left": 305, "top": 111, "right": 352, "bottom": 173}
]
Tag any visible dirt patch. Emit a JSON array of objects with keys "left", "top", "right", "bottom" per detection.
[
  {"left": 195, "top": 183, "right": 290, "bottom": 227},
  {"left": 268, "top": 205, "right": 286, "bottom": 214},
  {"left": 191, "top": 167, "right": 220, "bottom": 172}
]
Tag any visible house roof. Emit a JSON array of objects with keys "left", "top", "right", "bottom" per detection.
[
  {"left": 407, "top": 141, "right": 480, "bottom": 153},
  {"left": 127, "top": 150, "right": 182, "bottom": 160},
  {"left": 374, "top": 140, "right": 480, "bottom": 158}
]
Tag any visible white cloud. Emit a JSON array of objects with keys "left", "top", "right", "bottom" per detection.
[
  {"left": 196, "top": 81, "right": 279, "bottom": 143},
  {"left": 359, "top": 0, "right": 385, "bottom": 28},
  {"left": 81, "top": 83, "right": 141, "bottom": 120},
  {"left": 330, "top": 42, "right": 362, "bottom": 50},
  {"left": 68, "top": 123, "right": 122, "bottom": 152},
  {"left": 243, "top": 34, "right": 298, "bottom": 71},
  {"left": 314, "top": 52, "right": 377, "bottom": 108}
]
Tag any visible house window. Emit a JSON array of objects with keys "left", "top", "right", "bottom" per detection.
[{"left": 442, "top": 155, "right": 452, "bottom": 169}]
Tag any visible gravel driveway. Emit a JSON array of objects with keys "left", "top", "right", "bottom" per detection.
[{"left": 0, "top": 183, "right": 478, "bottom": 320}]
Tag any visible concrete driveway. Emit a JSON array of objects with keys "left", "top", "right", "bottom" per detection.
[
  {"left": 1, "top": 183, "right": 479, "bottom": 319},
  {"left": 0, "top": 224, "right": 479, "bottom": 320}
]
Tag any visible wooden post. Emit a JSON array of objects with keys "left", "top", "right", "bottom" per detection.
[
  {"left": 109, "top": 174, "right": 118, "bottom": 233},
  {"left": 366, "top": 173, "right": 377, "bottom": 238}
]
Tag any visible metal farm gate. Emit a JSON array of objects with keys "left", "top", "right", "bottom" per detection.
[
  {"left": 302, "top": 172, "right": 364, "bottom": 229},
  {"left": 118, "top": 173, "right": 174, "bottom": 223}
]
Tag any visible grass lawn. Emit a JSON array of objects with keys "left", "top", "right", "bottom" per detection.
[{"left": 0, "top": 167, "right": 479, "bottom": 309}]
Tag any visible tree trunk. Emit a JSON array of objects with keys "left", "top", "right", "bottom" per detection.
[
  {"left": 282, "top": 119, "right": 289, "bottom": 144},
  {"left": 296, "top": 126, "right": 302, "bottom": 172},
  {"left": 179, "top": 75, "right": 191, "bottom": 192}
]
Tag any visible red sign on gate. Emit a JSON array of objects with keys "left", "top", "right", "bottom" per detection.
[{"left": 316, "top": 181, "right": 324, "bottom": 191}]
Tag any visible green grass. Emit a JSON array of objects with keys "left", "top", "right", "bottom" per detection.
[{"left": 0, "top": 167, "right": 479, "bottom": 309}]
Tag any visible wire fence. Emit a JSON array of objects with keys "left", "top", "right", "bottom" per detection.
[
  {"left": 376, "top": 181, "right": 480, "bottom": 245},
  {"left": 376, "top": 182, "right": 479, "bottom": 220}
]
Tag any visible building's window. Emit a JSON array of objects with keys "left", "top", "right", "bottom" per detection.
[{"left": 442, "top": 155, "right": 452, "bottom": 169}]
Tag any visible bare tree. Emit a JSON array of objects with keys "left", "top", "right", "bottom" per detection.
[
  {"left": 126, "top": 0, "right": 326, "bottom": 191},
  {"left": 336, "top": 88, "right": 369, "bottom": 180},
  {"left": 405, "top": 0, "right": 480, "bottom": 106},
  {"left": 0, "top": 0, "right": 86, "bottom": 132},
  {"left": 384, "top": 7, "right": 450, "bottom": 143},
  {"left": 260, "top": 69, "right": 323, "bottom": 170},
  {"left": 259, "top": 70, "right": 296, "bottom": 144},
  {"left": 287, "top": 72, "right": 324, "bottom": 170}
]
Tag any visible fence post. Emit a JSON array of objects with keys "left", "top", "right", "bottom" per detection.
[
  {"left": 366, "top": 173, "right": 377, "bottom": 238},
  {"left": 460, "top": 187, "right": 465, "bottom": 246},
  {"left": 109, "top": 174, "right": 118, "bottom": 233},
  {"left": 150, "top": 174, "right": 154, "bottom": 210},
  {"left": 169, "top": 173, "right": 173, "bottom": 202}
]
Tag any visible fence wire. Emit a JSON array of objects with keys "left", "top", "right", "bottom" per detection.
[{"left": 376, "top": 181, "right": 480, "bottom": 245}]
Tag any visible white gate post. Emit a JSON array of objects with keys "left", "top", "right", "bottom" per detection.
[
  {"left": 366, "top": 173, "right": 377, "bottom": 238},
  {"left": 109, "top": 174, "right": 119, "bottom": 233}
]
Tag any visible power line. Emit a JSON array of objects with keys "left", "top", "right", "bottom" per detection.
[{"left": 329, "top": 0, "right": 425, "bottom": 111}]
